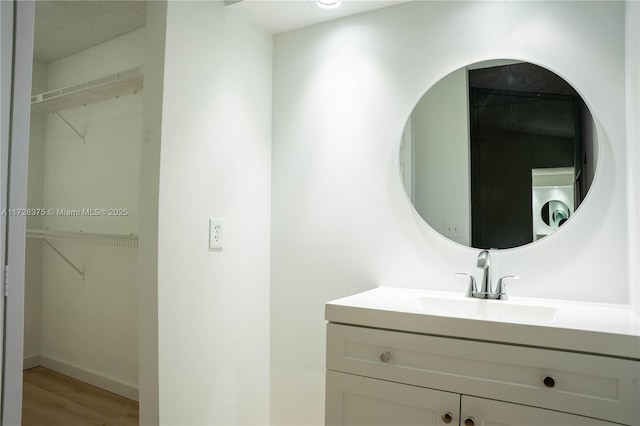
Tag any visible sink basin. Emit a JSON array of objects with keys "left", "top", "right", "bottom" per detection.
[
  {"left": 326, "top": 287, "right": 640, "bottom": 359},
  {"left": 418, "top": 296, "right": 559, "bottom": 322}
]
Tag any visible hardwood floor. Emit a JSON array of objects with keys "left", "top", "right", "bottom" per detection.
[{"left": 22, "top": 367, "right": 138, "bottom": 426}]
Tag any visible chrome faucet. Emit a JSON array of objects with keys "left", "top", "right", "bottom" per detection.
[
  {"left": 476, "top": 250, "right": 491, "bottom": 295},
  {"left": 456, "top": 250, "right": 520, "bottom": 300}
]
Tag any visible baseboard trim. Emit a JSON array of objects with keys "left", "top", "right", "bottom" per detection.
[
  {"left": 40, "top": 356, "right": 139, "bottom": 401},
  {"left": 23, "top": 355, "right": 42, "bottom": 370}
]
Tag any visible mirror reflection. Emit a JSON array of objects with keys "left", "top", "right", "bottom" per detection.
[
  {"left": 541, "top": 200, "right": 570, "bottom": 229},
  {"left": 400, "top": 60, "right": 597, "bottom": 249}
]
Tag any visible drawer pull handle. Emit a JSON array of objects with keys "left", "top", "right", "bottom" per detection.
[
  {"left": 379, "top": 351, "right": 391, "bottom": 363},
  {"left": 464, "top": 417, "right": 475, "bottom": 426},
  {"left": 543, "top": 375, "right": 556, "bottom": 388},
  {"left": 441, "top": 412, "right": 453, "bottom": 424}
]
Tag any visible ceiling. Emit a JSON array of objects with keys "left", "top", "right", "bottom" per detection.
[
  {"left": 34, "top": 1, "right": 146, "bottom": 63},
  {"left": 33, "top": 0, "right": 408, "bottom": 63},
  {"left": 227, "top": 0, "right": 412, "bottom": 34}
]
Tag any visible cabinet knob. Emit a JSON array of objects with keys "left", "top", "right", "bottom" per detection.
[
  {"left": 441, "top": 412, "right": 453, "bottom": 424},
  {"left": 543, "top": 375, "right": 556, "bottom": 388},
  {"left": 379, "top": 351, "right": 391, "bottom": 363},
  {"left": 464, "top": 417, "right": 475, "bottom": 426}
]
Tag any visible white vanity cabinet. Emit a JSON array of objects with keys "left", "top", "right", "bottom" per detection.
[
  {"left": 325, "top": 323, "right": 639, "bottom": 426},
  {"left": 326, "top": 371, "right": 621, "bottom": 426},
  {"left": 326, "top": 370, "right": 460, "bottom": 426},
  {"left": 460, "top": 396, "right": 620, "bottom": 426}
]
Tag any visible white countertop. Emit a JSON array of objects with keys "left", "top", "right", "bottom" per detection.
[{"left": 325, "top": 287, "right": 640, "bottom": 359}]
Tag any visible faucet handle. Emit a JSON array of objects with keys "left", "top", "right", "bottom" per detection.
[
  {"left": 455, "top": 273, "right": 477, "bottom": 298},
  {"left": 495, "top": 275, "right": 520, "bottom": 300}
]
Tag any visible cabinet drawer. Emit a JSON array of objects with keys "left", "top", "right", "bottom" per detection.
[{"left": 327, "top": 323, "right": 640, "bottom": 425}]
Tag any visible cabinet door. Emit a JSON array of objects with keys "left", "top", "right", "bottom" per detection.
[
  {"left": 327, "top": 323, "right": 639, "bottom": 425},
  {"left": 461, "top": 396, "right": 623, "bottom": 426},
  {"left": 326, "top": 370, "right": 459, "bottom": 426}
]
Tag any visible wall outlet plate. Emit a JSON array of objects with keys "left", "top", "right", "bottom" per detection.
[
  {"left": 445, "top": 221, "right": 459, "bottom": 237},
  {"left": 209, "top": 218, "right": 224, "bottom": 249}
]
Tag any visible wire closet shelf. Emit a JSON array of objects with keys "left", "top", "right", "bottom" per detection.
[
  {"left": 26, "top": 229, "right": 138, "bottom": 249},
  {"left": 26, "top": 229, "right": 138, "bottom": 280},
  {"left": 30, "top": 65, "right": 144, "bottom": 112}
]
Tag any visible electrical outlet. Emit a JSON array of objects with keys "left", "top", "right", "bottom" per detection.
[
  {"left": 209, "top": 218, "right": 224, "bottom": 249},
  {"left": 444, "top": 221, "right": 459, "bottom": 237}
]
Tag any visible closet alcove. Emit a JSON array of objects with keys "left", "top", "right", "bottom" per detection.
[{"left": 23, "top": 2, "right": 145, "bottom": 423}]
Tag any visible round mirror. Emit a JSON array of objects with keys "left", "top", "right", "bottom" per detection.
[{"left": 399, "top": 60, "right": 597, "bottom": 249}]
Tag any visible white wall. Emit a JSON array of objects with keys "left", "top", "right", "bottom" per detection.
[
  {"left": 27, "top": 60, "right": 47, "bottom": 229},
  {"left": 156, "top": 2, "right": 272, "bottom": 424},
  {"left": 626, "top": 1, "right": 640, "bottom": 313},
  {"left": 40, "top": 243, "right": 139, "bottom": 393},
  {"left": 23, "top": 59, "right": 48, "bottom": 364},
  {"left": 412, "top": 67, "right": 470, "bottom": 246},
  {"left": 138, "top": 1, "right": 166, "bottom": 423},
  {"left": 44, "top": 28, "right": 144, "bottom": 235},
  {"left": 46, "top": 29, "right": 146, "bottom": 90},
  {"left": 37, "top": 28, "right": 144, "bottom": 395},
  {"left": 271, "top": 1, "right": 629, "bottom": 424}
]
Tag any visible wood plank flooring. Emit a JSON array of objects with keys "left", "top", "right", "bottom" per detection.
[{"left": 22, "top": 367, "right": 138, "bottom": 426}]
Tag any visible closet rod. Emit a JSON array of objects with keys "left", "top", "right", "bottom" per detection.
[{"left": 41, "top": 238, "right": 85, "bottom": 280}]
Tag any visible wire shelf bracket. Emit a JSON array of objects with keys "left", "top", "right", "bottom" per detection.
[
  {"left": 41, "top": 238, "right": 85, "bottom": 281},
  {"left": 26, "top": 229, "right": 140, "bottom": 280},
  {"left": 54, "top": 111, "right": 86, "bottom": 144}
]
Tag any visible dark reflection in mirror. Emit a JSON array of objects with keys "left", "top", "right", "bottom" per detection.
[
  {"left": 400, "top": 60, "right": 596, "bottom": 249},
  {"left": 541, "top": 200, "right": 571, "bottom": 229}
]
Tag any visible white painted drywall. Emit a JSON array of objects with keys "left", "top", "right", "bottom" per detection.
[
  {"left": 23, "top": 60, "right": 48, "bottom": 363},
  {"left": 46, "top": 28, "right": 145, "bottom": 90},
  {"left": 411, "top": 67, "right": 470, "bottom": 246},
  {"left": 271, "top": 1, "right": 629, "bottom": 423},
  {"left": 41, "top": 91, "right": 141, "bottom": 234},
  {"left": 43, "top": 28, "right": 144, "bottom": 235},
  {"left": 138, "top": 1, "right": 165, "bottom": 423},
  {"left": 27, "top": 60, "right": 47, "bottom": 229},
  {"left": 23, "top": 237, "right": 42, "bottom": 365},
  {"left": 399, "top": 117, "right": 412, "bottom": 200},
  {"left": 626, "top": 1, "right": 640, "bottom": 313},
  {"left": 40, "top": 243, "right": 139, "bottom": 391},
  {"left": 38, "top": 29, "right": 143, "bottom": 394},
  {"left": 156, "top": 2, "right": 272, "bottom": 424}
]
